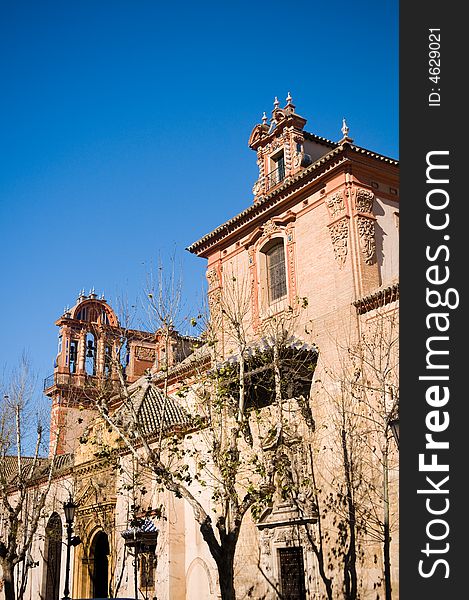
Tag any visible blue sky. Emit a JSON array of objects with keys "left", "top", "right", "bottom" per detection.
[{"left": 0, "top": 0, "right": 398, "bottom": 388}]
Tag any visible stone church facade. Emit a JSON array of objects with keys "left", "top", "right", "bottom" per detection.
[{"left": 1, "top": 97, "right": 399, "bottom": 600}]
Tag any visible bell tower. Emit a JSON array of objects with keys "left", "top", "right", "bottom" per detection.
[
  {"left": 248, "top": 93, "right": 336, "bottom": 202},
  {"left": 44, "top": 290, "right": 157, "bottom": 455}
]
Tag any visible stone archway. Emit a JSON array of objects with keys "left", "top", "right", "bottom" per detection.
[
  {"left": 90, "top": 530, "right": 110, "bottom": 598},
  {"left": 186, "top": 557, "right": 214, "bottom": 600}
]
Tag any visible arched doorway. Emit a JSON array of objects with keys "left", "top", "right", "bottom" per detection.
[
  {"left": 43, "top": 512, "right": 62, "bottom": 600},
  {"left": 91, "top": 531, "right": 109, "bottom": 598}
]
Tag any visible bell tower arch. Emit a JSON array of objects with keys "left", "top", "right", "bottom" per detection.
[
  {"left": 44, "top": 290, "right": 158, "bottom": 455},
  {"left": 44, "top": 291, "right": 122, "bottom": 456}
]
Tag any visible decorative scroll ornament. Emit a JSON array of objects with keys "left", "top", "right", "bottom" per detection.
[
  {"left": 262, "top": 219, "right": 281, "bottom": 236},
  {"left": 252, "top": 179, "right": 262, "bottom": 196},
  {"left": 325, "top": 191, "right": 346, "bottom": 219},
  {"left": 328, "top": 218, "right": 349, "bottom": 267},
  {"left": 206, "top": 269, "right": 219, "bottom": 289},
  {"left": 357, "top": 216, "right": 376, "bottom": 264},
  {"left": 354, "top": 188, "right": 375, "bottom": 213},
  {"left": 293, "top": 151, "right": 302, "bottom": 168},
  {"left": 208, "top": 289, "right": 222, "bottom": 320},
  {"left": 271, "top": 136, "right": 283, "bottom": 150}
]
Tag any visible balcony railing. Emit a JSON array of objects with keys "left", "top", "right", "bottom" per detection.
[
  {"left": 265, "top": 164, "right": 286, "bottom": 191},
  {"left": 43, "top": 372, "right": 72, "bottom": 390},
  {"left": 43, "top": 374, "right": 55, "bottom": 390},
  {"left": 43, "top": 371, "right": 118, "bottom": 391}
]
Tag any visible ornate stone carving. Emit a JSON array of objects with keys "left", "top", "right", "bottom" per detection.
[
  {"left": 357, "top": 216, "right": 376, "bottom": 264},
  {"left": 248, "top": 247, "right": 260, "bottom": 328},
  {"left": 135, "top": 346, "right": 156, "bottom": 361},
  {"left": 328, "top": 218, "right": 349, "bottom": 267},
  {"left": 325, "top": 191, "right": 346, "bottom": 219},
  {"left": 208, "top": 289, "right": 223, "bottom": 323},
  {"left": 271, "top": 137, "right": 282, "bottom": 150},
  {"left": 206, "top": 269, "right": 220, "bottom": 289},
  {"left": 288, "top": 244, "right": 296, "bottom": 298},
  {"left": 260, "top": 528, "right": 273, "bottom": 557},
  {"left": 293, "top": 151, "right": 302, "bottom": 168},
  {"left": 274, "top": 527, "right": 293, "bottom": 543},
  {"left": 285, "top": 223, "right": 294, "bottom": 244},
  {"left": 262, "top": 219, "right": 281, "bottom": 236},
  {"left": 354, "top": 188, "right": 374, "bottom": 213}
]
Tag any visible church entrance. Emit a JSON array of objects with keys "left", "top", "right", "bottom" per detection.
[{"left": 91, "top": 531, "right": 109, "bottom": 598}]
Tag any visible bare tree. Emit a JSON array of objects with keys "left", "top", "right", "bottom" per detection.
[
  {"left": 344, "top": 310, "right": 399, "bottom": 600},
  {"left": 85, "top": 270, "right": 319, "bottom": 600},
  {"left": 313, "top": 309, "right": 399, "bottom": 600},
  {"left": 0, "top": 358, "right": 60, "bottom": 600}
]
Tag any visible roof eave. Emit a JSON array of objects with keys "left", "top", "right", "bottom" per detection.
[{"left": 187, "top": 143, "right": 398, "bottom": 257}]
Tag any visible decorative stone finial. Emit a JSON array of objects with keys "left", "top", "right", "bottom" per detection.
[
  {"left": 273, "top": 96, "right": 280, "bottom": 109},
  {"left": 262, "top": 111, "right": 268, "bottom": 125},
  {"left": 286, "top": 91, "right": 293, "bottom": 104},
  {"left": 78, "top": 289, "right": 85, "bottom": 300},
  {"left": 341, "top": 117, "right": 349, "bottom": 138}
]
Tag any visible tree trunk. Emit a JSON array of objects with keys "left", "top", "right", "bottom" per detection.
[
  {"left": 1, "top": 560, "right": 16, "bottom": 600},
  {"left": 216, "top": 546, "right": 236, "bottom": 600},
  {"left": 383, "top": 445, "right": 392, "bottom": 600},
  {"left": 341, "top": 426, "right": 357, "bottom": 600},
  {"left": 199, "top": 518, "right": 238, "bottom": 600},
  {"left": 317, "top": 557, "right": 333, "bottom": 600}
]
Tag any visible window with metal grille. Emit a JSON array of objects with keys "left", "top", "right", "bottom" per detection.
[
  {"left": 278, "top": 547, "right": 306, "bottom": 600},
  {"left": 140, "top": 553, "right": 156, "bottom": 588},
  {"left": 266, "top": 152, "right": 286, "bottom": 190},
  {"left": 266, "top": 241, "right": 287, "bottom": 302}
]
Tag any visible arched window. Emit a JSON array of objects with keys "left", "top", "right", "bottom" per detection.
[
  {"left": 69, "top": 340, "right": 78, "bottom": 374},
  {"left": 43, "top": 513, "right": 62, "bottom": 600},
  {"left": 264, "top": 239, "right": 287, "bottom": 303},
  {"left": 85, "top": 333, "right": 96, "bottom": 376}
]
